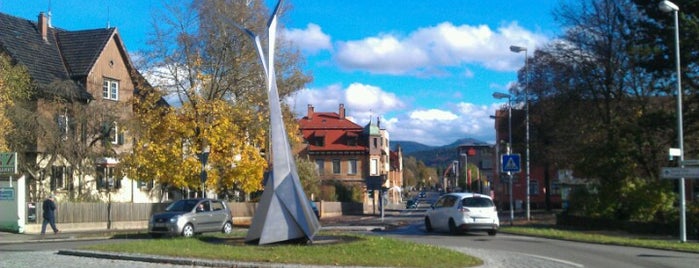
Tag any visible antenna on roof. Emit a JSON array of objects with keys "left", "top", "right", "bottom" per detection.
[{"left": 106, "top": 6, "right": 111, "bottom": 28}]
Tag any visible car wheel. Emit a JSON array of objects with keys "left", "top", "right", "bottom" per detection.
[
  {"left": 448, "top": 219, "right": 459, "bottom": 235},
  {"left": 222, "top": 222, "right": 233, "bottom": 234},
  {"left": 488, "top": 230, "right": 497, "bottom": 236},
  {"left": 182, "top": 224, "right": 195, "bottom": 237},
  {"left": 424, "top": 217, "right": 433, "bottom": 232},
  {"left": 149, "top": 233, "right": 162, "bottom": 238}
]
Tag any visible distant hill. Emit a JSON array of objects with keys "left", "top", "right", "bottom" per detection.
[
  {"left": 390, "top": 140, "right": 433, "bottom": 154},
  {"left": 392, "top": 138, "right": 490, "bottom": 167}
]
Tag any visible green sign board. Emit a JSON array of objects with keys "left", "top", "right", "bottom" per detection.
[
  {"left": 0, "top": 187, "right": 14, "bottom": 200},
  {"left": 0, "top": 152, "right": 17, "bottom": 174}
]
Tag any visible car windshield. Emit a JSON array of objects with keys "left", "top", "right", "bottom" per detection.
[
  {"left": 165, "top": 200, "right": 199, "bottom": 212},
  {"left": 462, "top": 197, "right": 494, "bottom": 208}
]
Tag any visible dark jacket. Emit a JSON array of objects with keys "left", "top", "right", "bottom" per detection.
[{"left": 42, "top": 198, "right": 56, "bottom": 219}]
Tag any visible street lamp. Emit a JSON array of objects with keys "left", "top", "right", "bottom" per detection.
[
  {"left": 659, "top": 0, "right": 687, "bottom": 243},
  {"left": 510, "top": 45, "right": 530, "bottom": 221},
  {"left": 493, "top": 92, "right": 514, "bottom": 225}
]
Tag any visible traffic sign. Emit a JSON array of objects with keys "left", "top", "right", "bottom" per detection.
[
  {"left": 682, "top": 159, "right": 699, "bottom": 166},
  {"left": 0, "top": 152, "right": 17, "bottom": 174},
  {"left": 501, "top": 154, "right": 521, "bottom": 173},
  {"left": 661, "top": 167, "right": 699, "bottom": 179}
]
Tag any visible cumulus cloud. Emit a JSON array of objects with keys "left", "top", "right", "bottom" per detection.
[
  {"left": 287, "top": 83, "right": 501, "bottom": 146},
  {"left": 379, "top": 102, "right": 499, "bottom": 146},
  {"left": 333, "top": 21, "right": 548, "bottom": 75},
  {"left": 286, "top": 83, "right": 404, "bottom": 121},
  {"left": 282, "top": 23, "right": 332, "bottom": 54}
]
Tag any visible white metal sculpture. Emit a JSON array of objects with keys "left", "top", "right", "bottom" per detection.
[{"left": 239, "top": 0, "right": 321, "bottom": 245}]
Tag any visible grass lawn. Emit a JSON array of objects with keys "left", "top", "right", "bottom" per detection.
[
  {"left": 81, "top": 231, "right": 482, "bottom": 267},
  {"left": 500, "top": 226, "right": 699, "bottom": 253}
]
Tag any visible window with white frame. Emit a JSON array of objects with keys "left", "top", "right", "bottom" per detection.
[
  {"left": 56, "top": 114, "right": 70, "bottom": 140},
  {"left": 137, "top": 179, "right": 154, "bottom": 190},
  {"left": 96, "top": 166, "right": 120, "bottom": 190},
  {"left": 102, "top": 121, "right": 123, "bottom": 145},
  {"left": 370, "top": 159, "right": 378, "bottom": 175},
  {"left": 51, "top": 166, "right": 71, "bottom": 190},
  {"left": 102, "top": 78, "right": 119, "bottom": 100},
  {"left": 347, "top": 159, "right": 357, "bottom": 175},
  {"left": 109, "top": 122, "right": 119, "bottom": 144},
  {"left": 332, "top": 159, "right": 341, "bottom": 174},
  {"left": 315, "top": 159, "right": 325, "bottom": 175}
]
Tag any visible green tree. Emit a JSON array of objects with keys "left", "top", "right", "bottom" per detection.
[
  {"left": 296, "top": 157, "right": 320, "bottom": 200},
  {"left": 518, "top": 0, "right": 692, "bottom": 219}
]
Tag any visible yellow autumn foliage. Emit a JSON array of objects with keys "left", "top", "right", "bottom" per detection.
[{"left": 121, "top": 89, "right": 267, "bottom": 193}]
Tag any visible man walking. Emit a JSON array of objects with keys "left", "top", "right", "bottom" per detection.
[{"left": 41, "top": 194, "right": 59, "bottom": 235}]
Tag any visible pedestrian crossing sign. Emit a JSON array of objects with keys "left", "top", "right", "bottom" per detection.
[{"left": 501, "top": 154, "right": 521, "bottom": 173}]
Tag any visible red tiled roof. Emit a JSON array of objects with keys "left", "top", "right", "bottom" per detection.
[
  {"left": 299, "top": 112, "right": 366, "bottom": 152},
  {"left": 299, "top": 112, "right": 363, "bottom": 129}
]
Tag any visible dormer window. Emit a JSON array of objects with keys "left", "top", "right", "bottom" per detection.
[
  {"left": 313, "top": 136, "right": 324, "bottom": 147},
  {"left": 346, "top": 132, "right": 358, "bottom": 146},
  {"left": 312, "top": 131, "right": 326, "bottom": 146},
  {"left": 102, "top": 78, "right": 119, "bottom": 101}
]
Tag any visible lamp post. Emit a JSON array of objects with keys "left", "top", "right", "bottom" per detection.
[
  {"left": 493, "top": 92, "right": 514, "bottom": 225},
  {"left": 659, "top": 0, "right": 687, "bottom": 243},
  {"left": 453, "top": 160, "right": 459, "bottom": 191},
  {"left": 510, "top": 45, "right": 530, "bottom": 221}
]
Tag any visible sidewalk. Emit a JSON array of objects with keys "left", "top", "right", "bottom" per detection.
[{"left": 0, "top": 228, "right": 147, "bottom": 244}]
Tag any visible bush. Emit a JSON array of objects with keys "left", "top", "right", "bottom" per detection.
[
  {"left": 567, "top": 178, "right": 676, "bottom": 223},
  {"left": 319, "top": 184, "right": 338, "bottom": 201}
]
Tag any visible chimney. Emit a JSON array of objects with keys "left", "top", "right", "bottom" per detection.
[
  {"left": 307, "top": 104, "right": 314, "bottom": 120},
  {"left": 38, "top": 12, "right": 48, "bottom": 42},
  {"left": 339, "top": 104, "right": 345, "bottom": 119}
]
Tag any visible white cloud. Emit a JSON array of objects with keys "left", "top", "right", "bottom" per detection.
[
  {"left": 282, "top": 23, "right": 332, "bottom": 54},
  {"left": 333, "top": 21, "right": 548, "bottom": 75},
  {"left": 376, "top": 102, "right": 498, "bottom": 146},
  {"left": 286, "top": 82, "right": 404, "bottom": 122},
  {"left": 409, "top": 109, "right": 459, "bottom": 121}
]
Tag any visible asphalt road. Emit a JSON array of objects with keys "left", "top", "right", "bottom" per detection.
[{"left": 2, "top": 198, "right": 698, "bottom": 268}]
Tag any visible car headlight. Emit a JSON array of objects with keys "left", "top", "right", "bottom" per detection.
[{"left": 169, "top": 216, "right": 179, "bottom": 223}]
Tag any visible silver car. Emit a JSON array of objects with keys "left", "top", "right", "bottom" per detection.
[
  {"left": 148, "top": 198, "right": 233, "bottom": 238},
  {"left": 424, "top": 193, "right": 499, "bottom": 235}
]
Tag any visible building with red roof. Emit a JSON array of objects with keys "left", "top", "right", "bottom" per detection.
[{"left": 298, "top": 104, "right": 403, "bottom": 202}]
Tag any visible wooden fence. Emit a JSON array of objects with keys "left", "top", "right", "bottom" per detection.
[{"left": 29, "top": 201, "right": 365, "bottom": 224}]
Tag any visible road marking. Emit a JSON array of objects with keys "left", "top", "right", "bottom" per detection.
[{"left": 519, "top": 252, "right": 584, "bottom": 268}]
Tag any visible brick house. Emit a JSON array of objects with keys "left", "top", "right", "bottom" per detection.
[
  {"left": 0, "top": 11, "right": 160, "bottom": 203},
  {"left": 297, "top": 104, "right": 403, "bottom": 202}
]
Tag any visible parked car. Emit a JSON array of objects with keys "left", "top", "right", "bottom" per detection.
[
  {"left": 148, "top": 198, "right": 233, "bottom": 238},
  {"left": 424, "top": 193, "right": 499, "bottom": 236},
  {"left": 406, "top": 198, "right": 419, "bottom": 209}
]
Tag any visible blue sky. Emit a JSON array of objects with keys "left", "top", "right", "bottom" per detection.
[{"left": 1, "top": 0, "right": 561, "bottom": 146}]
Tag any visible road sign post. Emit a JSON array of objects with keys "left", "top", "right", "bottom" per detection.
[
  {"left": 501, "top": 154, "right": 521, "bottom": 173},
  {"left": 661, "top": 167, "right": 699, "bottom": 179}
]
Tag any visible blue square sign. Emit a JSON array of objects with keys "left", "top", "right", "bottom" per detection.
[{"left": 501, "top": 154, "right": 521, "bottom": 173}]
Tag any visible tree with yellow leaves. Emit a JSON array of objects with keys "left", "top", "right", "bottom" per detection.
[
  {"left": 121, "top": 0, "right": 311, "bottom": 199},
  {"left": 0, "top": 53, "right": 32, "bottom": 152}
]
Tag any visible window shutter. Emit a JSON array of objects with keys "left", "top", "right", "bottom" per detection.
[{"left": 118, "top": 133, "right": 125, "bottom": 145}]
